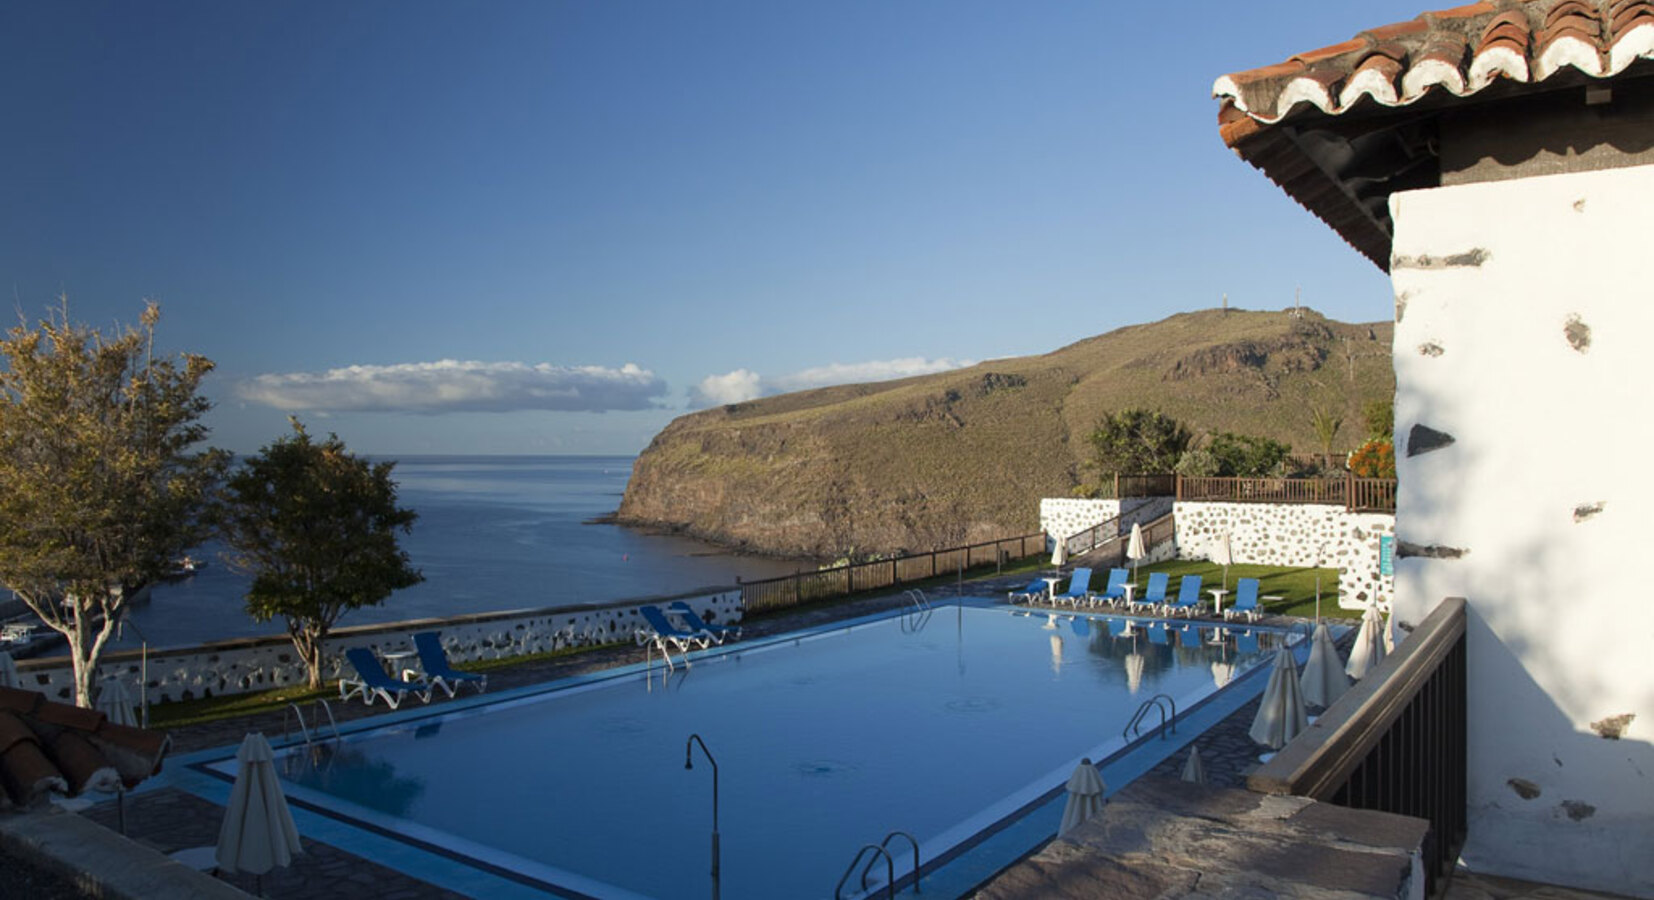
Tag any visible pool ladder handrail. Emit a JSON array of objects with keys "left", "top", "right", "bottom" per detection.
[
  {"left": 283, "top": 699, "right": 342, "bottom": 749},
  {"left": 900, "top": 590, "right": 932, "bottom": 633},
  {"left": 835, "top": 830, "right": 921, "bottom": 899},
  {"left": 644, "top": 634, "right": 689, "bottom": 673},
  {"left": 1122, "top": 693, "right": 1178, "bottom": 742}
]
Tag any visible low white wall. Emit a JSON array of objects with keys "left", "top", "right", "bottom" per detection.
[
  {"left": 1176, "top": 501, "right": 1395, "bottom": 609},
  {"left": 13, "top": 589, "right": 742, "bottom": 706}
]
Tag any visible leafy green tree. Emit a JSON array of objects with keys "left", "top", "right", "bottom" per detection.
[
  {"left": 1362, "top": 399, "right": 1394, "bottom": 441},
  {"left": 0, "top": 300, "right": 227, "bottom": 707},
  {"left": 219, "top": 421, "right": 423, "bottom": 689},
  {"left": 1207, "top": 432, "right": 1292, "bottom": 477},
  {"left": 1086, "top": 409, "right": 1190, "bottom": 493}
]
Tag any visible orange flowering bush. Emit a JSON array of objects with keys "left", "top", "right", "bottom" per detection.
[{"left": 1347, "top": 438, "right": 1396, "bottom": 478}]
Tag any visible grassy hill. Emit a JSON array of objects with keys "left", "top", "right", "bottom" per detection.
[{"left": 617, "top": 308, "right": 1393, "bottom": 559}]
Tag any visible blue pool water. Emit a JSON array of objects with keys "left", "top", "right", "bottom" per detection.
[{"left": 195, "top": 604, "right": 1296, "bottom": 899}]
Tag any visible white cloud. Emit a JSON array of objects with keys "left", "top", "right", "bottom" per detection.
[
  {"left": 771, "top": 357, "right": 972, "bottom": 392},
  {"left": 688, "top": 369, "right": 764, "bottom": 407},
  {"left": 237, "top": 360, "right": 668, "bottom": 414},
  {"left": 689, "top": 357, "right": 972, "bottom": 408}
]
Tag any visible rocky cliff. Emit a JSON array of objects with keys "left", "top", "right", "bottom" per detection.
[{"left": 617, "top": 308, "right": 1393, "bottom": 559}]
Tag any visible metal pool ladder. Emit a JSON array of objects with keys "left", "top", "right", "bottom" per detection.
[
  {"left": 1122, "top": 693, "right": 1178, "bottom": 742},
  {"left": 283, "top": 699, "right": 342, "bottom": 749},
  {"left": 835, "top": 830, "right": 921, "bottom": 899},
  {"left": 900, "top": 590, "right": 933, "bottom": 633}
]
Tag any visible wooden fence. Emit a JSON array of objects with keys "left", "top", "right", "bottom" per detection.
[
  {"left": 1099, "top": 473, "right": 1178, "bottom": 499},
  {"left": 1175, "top": 473, "right": 1396, "bottom": 512},
  {"left": 1248, "top": 597, "right": 1467, "bottom": 896},
  {"left": 738, "top": 532, "right": 1047, "bottom": 615}
]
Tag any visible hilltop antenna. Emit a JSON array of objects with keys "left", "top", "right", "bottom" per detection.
[
  {"left": 1221, "top": 293, "right": 1228, "bottom": 314},
  {"left": 1293, "top": 285, "right": 1302, "bottom": 318}
]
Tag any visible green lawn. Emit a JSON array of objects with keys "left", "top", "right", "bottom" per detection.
[{"left": 1127, "top": 559, "right": 1355, "bottom": 621}]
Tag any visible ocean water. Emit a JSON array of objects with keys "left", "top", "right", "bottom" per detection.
[{"left": 109, "top": 456, "right": 807, "bottom": 651}]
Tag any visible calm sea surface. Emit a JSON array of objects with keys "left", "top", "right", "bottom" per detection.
[{"left": 109, "top": 456, "right": 808, "bottom": 651}]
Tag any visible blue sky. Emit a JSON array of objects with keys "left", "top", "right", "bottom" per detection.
[{"left": 1, "top": 1, "right": 1423, "bottom": 455}]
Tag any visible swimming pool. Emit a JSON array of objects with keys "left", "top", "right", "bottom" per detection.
[{"left": 190, "top": 602, "right": 1296, "bottom": 899}]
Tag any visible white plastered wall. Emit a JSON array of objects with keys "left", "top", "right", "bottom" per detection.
[{"left": 1389, "top": 164, "right": 1654, "bottom": 896}]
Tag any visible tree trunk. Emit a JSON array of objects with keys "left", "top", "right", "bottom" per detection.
[
  {"left": 24, "top": 591, "right": 122, "bottom": 709},
  {"left": 291, "top": 623, "right": 329, "bottom": 691}
]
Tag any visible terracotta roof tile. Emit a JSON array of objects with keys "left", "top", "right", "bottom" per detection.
[
  {"left": 1213, "top": 0, "right": 1654, "bottom": 128},
  {"left": 0, "top": 688, "right": 170, "bottom": 809},
  {"left": 1293, "top": 38, "right": 1373, "bottom": 66},
  {"left": 0, "top": 711, "right": 66, "bottom": 808},
  {"left": 0, "top": 685, "right": 43, "bottom": 716},
  {"left": 1212, "top": 0, "right": 1654, "bottom": 271},
  {"left": 1363, "top": 19, "right": 1432, "bottom": 42},
  {"left": 1403, "top": 32, "right": 1471, "bottom": 96}
]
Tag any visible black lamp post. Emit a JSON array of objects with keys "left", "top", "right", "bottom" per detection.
[{"left": 685, "top": 733, "right": 720, "bottom": 900}]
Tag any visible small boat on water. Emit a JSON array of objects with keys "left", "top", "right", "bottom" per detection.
[
  {"left": 165, "top": 555, "right": 208, "bottom": 578},
  {"left": 1, "top": 620, "right": 64, "bottom": 659}
]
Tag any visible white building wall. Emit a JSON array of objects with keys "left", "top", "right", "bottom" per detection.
[{"left": 1389, "top": 164, "right": 1654, "bottom": 896}]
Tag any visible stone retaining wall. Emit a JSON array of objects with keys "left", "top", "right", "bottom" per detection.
[
  {"left": 1041, "top": 496, "right": 1395, "bottom": 608},
  {"left": 1039, "top": 497, "right": 1167, "bottom": 548},
  {"left": 1175, "top": 501, "right": 1394, "bottom": 608},
  {"left": 12, "top": 588, "right": 741, "bottom": 706}
]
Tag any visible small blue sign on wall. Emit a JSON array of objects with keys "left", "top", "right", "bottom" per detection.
[{"left": 1379, "top": 535, "right": 1395, "bottom": 577}]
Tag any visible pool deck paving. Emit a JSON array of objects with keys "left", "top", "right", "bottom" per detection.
[{"left": 1, "top": 577, "right": 1628, "bottom": 899}]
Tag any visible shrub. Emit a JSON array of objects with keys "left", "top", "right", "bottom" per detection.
[{"left": 1347, "top": 438, "right": 1396, "bottom": 478}]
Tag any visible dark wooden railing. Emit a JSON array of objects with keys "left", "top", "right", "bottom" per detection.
[
  {"left": 1101, "top": 473, "right": 1178, "bottom": 499},
  {"left": 1176, "top": 473, "right": 1396, "bottom": 512},
  {"left": 1248, "top": 597, "right": 1466, "bottom": 896},
  {"left": 738, "top": 532, "right": 1047, "bottom": 614},
  {"left": 1064, "top": 511, "right": 1175, "bottom": 568}
]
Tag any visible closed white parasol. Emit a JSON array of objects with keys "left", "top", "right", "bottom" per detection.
[
  {"left": 1059, "top": 758, "right": 1107, "bottom": 836},
  {"left": 1300, "top": 622, "right": 1351, "bottom": 708},
  {"left": 94, "top": 679, "right": 137, "bottom": 728},
  {"left": 1126, "top": 523, "right": 1146, "bottom": 583},
  {"left": 217, "top": 733, "right": 303, "bottom": 886},
  {"left": 1249, "top": 647, "right": 1308, "bottom": 749},
  {"left": 1345, "top": 603, "right": 1387, "bottom": 680},
  {"left": 1180, "top": 744, "right": 1209, "bottom": 784},
  {"left": 1211, "top": 531, "right": 1233, "bottom": 591}
]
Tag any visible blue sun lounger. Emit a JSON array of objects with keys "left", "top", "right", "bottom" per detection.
[
  {"left": 668, "top": 601, "right": 742, "bottom": 644},
  {"left": 1163, "top": 575, "right": 1203, "bottom": 617},
  {"left": 413, "top": 631, "right": 487, "bottom": 697},
  {"left": 1052, "top": 568, "right": 1094, "bottom": 607},
  {"left": 1129, "top": 572, "right": 1169, "bottom": 613},
  {"left": 1008, "top": 578, "right": 1049, "bottom": 605},
  {"left": 341, "top": 647, "right": 433, "bottom": 709},
  {"left": 1225, "top": 578, "right": 1264, "bottom": 623},
  {"left": 1093, "top": 568, "right": 1130, "bottom": 607},
  {"left": 639, "top": 605, "right": 714, "bottom": 653}
]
